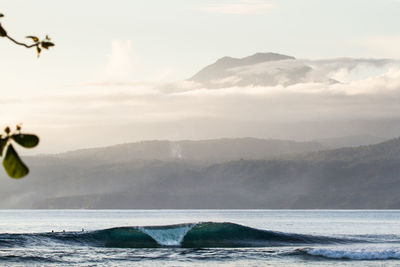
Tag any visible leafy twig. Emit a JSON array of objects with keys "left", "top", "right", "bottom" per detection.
[{"left": 0, "top": 14, "right": 54, "bottom": 57}]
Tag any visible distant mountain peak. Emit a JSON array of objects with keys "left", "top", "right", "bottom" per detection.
[
  {"left": 214, "top": 52, "right": 295, "bottom": 67},
  {"left": 240, "top": 52, "right": 295, "bottom": 63},
  {"left": 188, "top": 52, "right": 334, "bottom": 88}
]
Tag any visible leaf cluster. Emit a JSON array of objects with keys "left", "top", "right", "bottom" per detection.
[
  {"left": 0, "top": 125, "right": 39, "bottom": 178},
  {"left": 0, "top": 13, "right": 55, "bottom": 57},
  {"left": 0, "top": 11, "right": 49, "bottom": 179},
  {"left": 26, "top": 35, "right": 54, "bottom": 57}
]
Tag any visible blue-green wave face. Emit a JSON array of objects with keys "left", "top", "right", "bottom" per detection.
[
  {"left": 0, "top": 222, "right": 357, "bottom": 249},
  {"left": 84, "top": 227, "right": 161, "bottom": 248},
  {"left": 181, "top": 222, "right": 345, "bottom": 248}
]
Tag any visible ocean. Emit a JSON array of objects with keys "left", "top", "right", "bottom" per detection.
[{"left": 0, "top": 210, "right": 400, "bottom": 266}]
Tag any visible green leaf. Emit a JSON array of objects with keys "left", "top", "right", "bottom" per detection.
[
  {"left": 2, "top": 144, "right": 29, "bottom": 178},
  {"left": 41, "top": 41, "right": 54, "bottom": 49},
  {"left": 0, "top": 137, "right": 8, "bottom": 157},
  {"left": 12, "top": 134, "right": 39, "bottom": 148},
  {"left": 26, "top": 35, "right": 39, "bottom": 42},
  {"left": 0, "top": 24, "right": 7, "bottom": 37}
]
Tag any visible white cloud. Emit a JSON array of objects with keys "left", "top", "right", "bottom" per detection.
[
  {"left": 199, "top": 0, "right": 275, "bottom": 15},
  {"left": 102, "top": 40, "right": 135, "bottom": 82},
  {"left": 8, "top": 63, "right": 400, "bottom": 127},
  {"left": 6, "top": 57, "right": 399, "bottom": 126}
]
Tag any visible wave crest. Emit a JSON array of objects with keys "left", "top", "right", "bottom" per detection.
[{"left": 0, "top": 222, "right": 358, "bottom": 248}]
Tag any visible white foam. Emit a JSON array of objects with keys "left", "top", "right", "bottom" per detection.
[
  {"left": 138, "top": 224, "right": 195, "bottom": 246},
  {"left": 305, "top": 245, "right": 400, "bottom": 260}
]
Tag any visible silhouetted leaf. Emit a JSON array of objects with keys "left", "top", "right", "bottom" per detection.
[
  {"left": 4, "top": 126, "right": 10, "bottom": 135},
  {"left": 12, "top": 134, "right": 39, "bottom": 148},
  {"left": 26, "top": 36, "right": 39, "bottom": 42},
  {"left": 0, "top": 137, "right": 8, "bottom": 157},
  {"left": 41, "top": 41, "right": 54, "bottom": 49},
  {"left": 0, "top": 24, "right": 7, "bottom": 37},
  {"left": 0, "top": 14, "right": 3, "bottom": 18},
  {"left": 36, "top": 46, "right": 41, "bottom": 58},
  {"left": 2, "top": 144, "right": 29, "bottom": 178}
]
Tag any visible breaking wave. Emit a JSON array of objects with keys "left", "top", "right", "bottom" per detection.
[
  {"left": 296, "top": 246, "right": 400, "bottom": 260},
  {"left": 0, "top": 222, "right": 360, "bottom": 248}
]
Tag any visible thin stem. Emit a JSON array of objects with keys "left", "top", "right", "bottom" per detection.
[{"left": 6, "top": 35, "right": 37, "bottom": 48}]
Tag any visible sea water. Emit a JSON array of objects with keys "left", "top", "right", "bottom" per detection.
[{"left": 0, "top": 210, "right": 400, "bottom": 266}]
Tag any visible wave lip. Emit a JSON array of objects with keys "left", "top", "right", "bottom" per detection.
[{"left": 138, "top": 223, "right": 195, "bottom": 246}]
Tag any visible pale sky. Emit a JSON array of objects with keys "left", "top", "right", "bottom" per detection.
[{"left": 1, "top": 0, "right": 400, "bottom": 153}]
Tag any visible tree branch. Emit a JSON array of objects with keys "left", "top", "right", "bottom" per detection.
[{"left": 6, "top": 35, "right": 37, "bottom": 48}]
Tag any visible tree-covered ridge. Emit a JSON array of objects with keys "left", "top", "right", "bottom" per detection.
[
  {"left": 0, "top": 136, "right": 399, "bottom": 208},
  {"left": 295, "top": 137, "right": 400, "bottom": 163}
]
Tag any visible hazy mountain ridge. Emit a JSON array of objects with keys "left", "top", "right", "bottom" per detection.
[
  {"left": 1, "top": 136, "right": 400, "bottom": 209},
  {"left": 188, "top": 53, "right": 399, "bottom": 90},
  {"left": 190, "top": 53, "right": 295, "bottom": 84},
  {"left": 55, "top": 138, "right": 326, "bottom": 163},
  {"left": 313, "top": 134, "right": 387, "bottom": 149},
  {"left": 189, "top": 52, "right": 337, "bottom": 88},
  {"left": 296, "top": 137, "right": 400, "bottom": 162}
]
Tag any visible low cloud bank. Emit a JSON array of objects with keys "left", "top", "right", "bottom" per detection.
[{"left": 5, "top": 56, "right": 400, "bottom": 153}]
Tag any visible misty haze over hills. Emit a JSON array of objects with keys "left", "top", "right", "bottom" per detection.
[
  {"left": 18, "top": 51, "right": 400, "bottom": 154},
  {"left": 1, "top": 136, "right": 400, "bottom": 209},
  {"left": 188, "top": 52, "right": 391, "bottom": 88},
  {"left": 189, "top": 52, "right": 328, "bottom": 88},
  {"left": 58, "top": 138, "right": 324, "bottom": 164},
  {"left": 1, "top": 52, "right": 400, "bottom": 209},
  {"left": 313, "top": 134, "right": 386, "bottom": 149}
]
